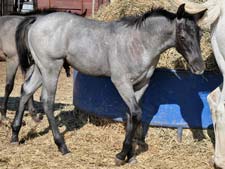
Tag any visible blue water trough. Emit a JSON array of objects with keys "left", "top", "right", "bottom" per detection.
[{"left": 73, "top": 69, "right": 222, "bottom": 141}]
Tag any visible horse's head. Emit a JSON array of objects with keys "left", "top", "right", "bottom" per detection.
[{"left": 175, "top": 4, "right": 207, "bottom": 75}]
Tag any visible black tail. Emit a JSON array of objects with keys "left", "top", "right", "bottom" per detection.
[{"left": 16, "top": 16, "right": 37, "bottom": 73}]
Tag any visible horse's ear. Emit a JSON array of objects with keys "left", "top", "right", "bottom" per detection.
[
  {"left": 177, "top": 4, "right": 186, "bottom": 20},
  {"left": 193, "top": 9, "right": 207, "bottom": 21}
]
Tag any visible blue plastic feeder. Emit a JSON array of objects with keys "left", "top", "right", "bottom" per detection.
[{"left": 73, "top": 69, "right": 222, "bottom": 141}]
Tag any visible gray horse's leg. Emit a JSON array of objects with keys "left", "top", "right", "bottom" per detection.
[
  {"left": 112, "top": 78, "right": 142, "bottom": 165},
  {"left": 1, "top": 57, "right": 19, "bottom": 120},
  {"left": 134, "top": 83, "right": 149, "bottom": 152},
  {"left": 27, "top": 95, "right": 43, "bottom": 122},
  {"left": 11, "top": 66, "right": 42, "bottom": 143},
  {"left": 40, "top": 62, "right": 69, "bottom": 155},
  {"left": 23, "top": 69, "right": 42, "bottom": 122}
]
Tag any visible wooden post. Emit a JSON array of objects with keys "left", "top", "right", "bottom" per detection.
[
  {"left": 92, "top": 0, "right": 95, "bottom": 17},
  {"left": 14, "top": 0, "right": 17, "bottom": 11}
]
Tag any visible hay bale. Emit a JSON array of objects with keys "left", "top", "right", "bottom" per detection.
[{"left": 93, "top": 0, "right": 218, "bottom": 71}]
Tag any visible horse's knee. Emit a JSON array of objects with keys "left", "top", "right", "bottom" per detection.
[
  {"left": 131, "top": 108, "right": 142, "bottom": 124},
  {"left": 216, "top": 103, "right": 225, "bottom": 116},
  {"left": 207, "top": 87, "right": 220, "bottom": 109},
  {"left": 21, "top": 84, "right": 33, "bottom": 96},
  {"left": 53, "top": 134, "right": 69, "bottom": 154}
]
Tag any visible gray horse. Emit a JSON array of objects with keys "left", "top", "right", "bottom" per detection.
[
  {"left": 12, "top": 4, "right": 206, "bottom": 165},
  {"left": 0, "top": 15, "right": 38, "bottom": 121},
  {"left": 0, "top": 9, "right": 87, "bottom": 121}
]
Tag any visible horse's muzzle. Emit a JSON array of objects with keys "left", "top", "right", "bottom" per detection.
[{"left": 189, "top": 61, "right": 206, "bottom": 75}]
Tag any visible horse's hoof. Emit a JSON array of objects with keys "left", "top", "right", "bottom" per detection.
[
  {"left": 115, "top": 157, "right": 126, "bottom": 166},
  {"left": 10, "top": 141, "right": 19, "bottom": 145},
  {"left": 214, "top": 164, "right": 221, "bottom": 169},
  {"left": 31, "top": 113, "right": 44, "bottom": 123},
  {"left": 59, "top": 145, "right": 70, "bottom": 155},
  {"left": 11, "top": 135, "right": 19, "bottom": 144},
  {"left": 137, "top": 141, "right": 148, "bottom": 153},
  {"left": 128, "top": 156, "right": 137, "bottom": 164},
  {"left": 62, "top": 150, "right": 71, "bottom": 155}
]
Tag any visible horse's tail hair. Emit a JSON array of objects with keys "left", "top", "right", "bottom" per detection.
[{"left": 16, "top": 16, "right": 37, "bottom": 73}]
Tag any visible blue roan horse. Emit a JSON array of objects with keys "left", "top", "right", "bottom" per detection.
[{"left": 12, "top": 4, "right": 206, "bottom": 165}]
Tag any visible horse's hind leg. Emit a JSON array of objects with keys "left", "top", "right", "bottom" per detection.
[
  {"left": 11, "top": 65, "right": 42, "bottom": 143},
  {"left": 1, "top": 57, "right": 19, "bottom": 121},
  {"left": 112, "top": 77, "right": 142, "bottom": 165},
  {"left": 40, "top": 61, "right": 70, "bottom": 155},
  {"left": 23, "top": 70, "right": 42, "bottom": 122}
]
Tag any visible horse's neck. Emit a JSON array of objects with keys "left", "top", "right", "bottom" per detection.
[{"left": 140, "top": 17, "right": 176, "bottom": 59}]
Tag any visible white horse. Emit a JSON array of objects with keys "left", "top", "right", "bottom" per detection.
[{"left": 172, "top": 0, "right": 225, "bottom": 168}]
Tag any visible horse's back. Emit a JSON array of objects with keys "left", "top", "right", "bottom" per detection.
[
  {"left": 28, "top": 12, "right": 109, "bottom": 55},
  {"left": 28, "top": 12, "right": 112, "bottom": 76}
]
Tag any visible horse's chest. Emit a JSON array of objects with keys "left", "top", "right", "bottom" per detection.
[{"left": 131, "top": 66, "right": 156, "bottom": 85}]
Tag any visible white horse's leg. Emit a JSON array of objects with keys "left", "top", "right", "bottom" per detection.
[
  {"left": 208, "top": 86, "right": 225, "bottom": 169},
  {"left": 209, "top": 34, "right": 225, "bottom": 168}
]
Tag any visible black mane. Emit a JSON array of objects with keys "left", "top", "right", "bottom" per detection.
[
  {"left": 120, "top": 8, "right": 176, "bottom": 28},
  {"left": 10, "top": 9, "right": 57, "bottom": 16}
]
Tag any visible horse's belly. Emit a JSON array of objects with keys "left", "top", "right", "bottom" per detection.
[{"left": 67, "top": 54, "right": 110, "bottom": 76}]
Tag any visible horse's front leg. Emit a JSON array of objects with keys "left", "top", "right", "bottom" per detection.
[
  {"left": 208, "top": 84, "right": 225, "bottom": 169},
  {"left": 134, "top": 82, "right": 149, "bottom": 153},
  {"left": 112, "top": 77, "right": 142, "bottom": 165},
  {"left": 209, "top": 35, "right": 225, "bottom": 168}
]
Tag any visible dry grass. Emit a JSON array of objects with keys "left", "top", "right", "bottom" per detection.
[{"left": 0, "top": 62, "right": 215, "bottom": 169}]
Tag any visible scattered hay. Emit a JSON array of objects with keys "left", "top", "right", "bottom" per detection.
[
  {"left": 93, "top": 0, "right": 218, "bottom": 71},
  {"left": 0, "top": 109, "right": 214, "bottom": 169}
]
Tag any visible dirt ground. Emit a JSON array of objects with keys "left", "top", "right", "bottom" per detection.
[{"left": 0, "top": 62, "right": 215, "bottom": 169}]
